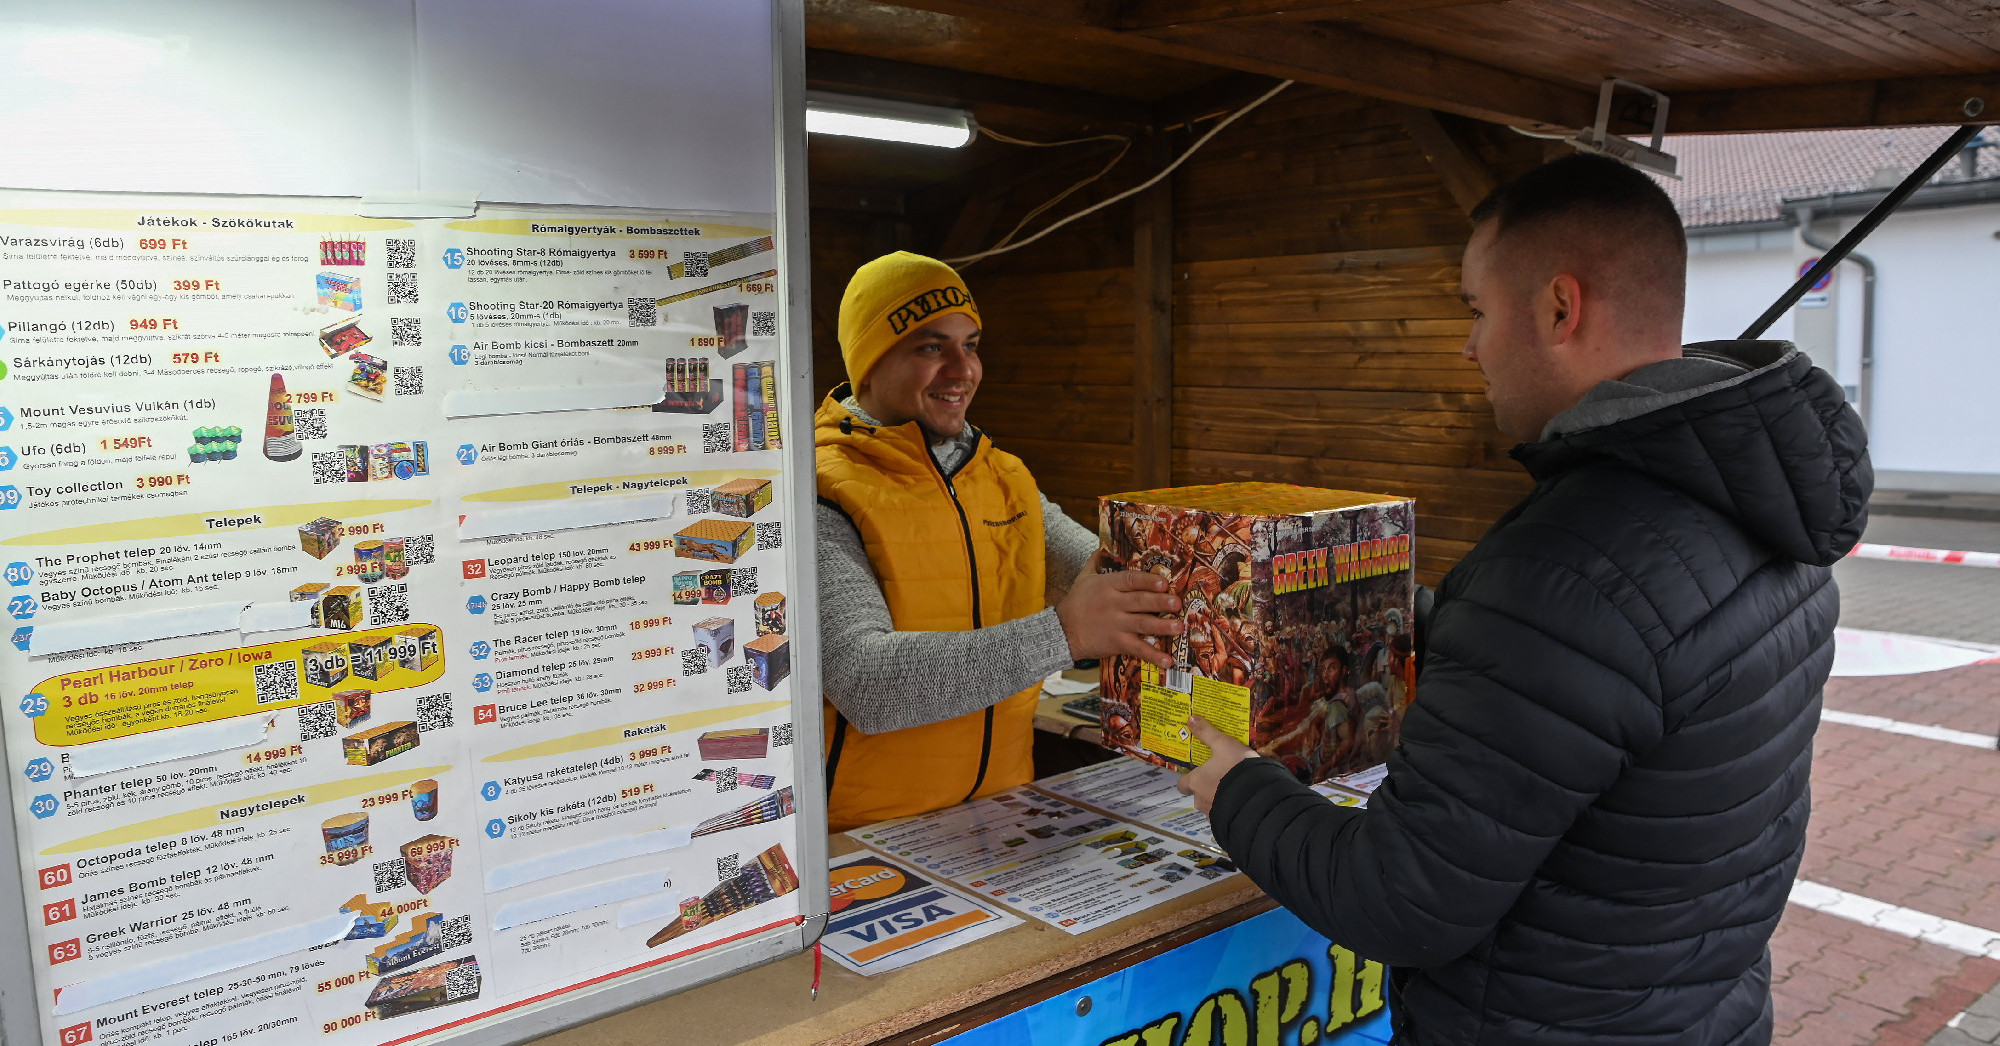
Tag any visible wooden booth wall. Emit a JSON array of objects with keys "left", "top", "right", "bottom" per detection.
[{"left": 806, "top": 84, "right": 1550, "bottom": 584}]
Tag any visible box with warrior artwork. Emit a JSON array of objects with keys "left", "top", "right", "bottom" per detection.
[{"left": 1097, "top": 482, "right": 1417, "bottom": 784}]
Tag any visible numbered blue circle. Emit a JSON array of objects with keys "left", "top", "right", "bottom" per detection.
[
  {"left": 455, "top": 443, "right": 479, "bottom": 465},
  {"left": 0, "top": 447, "right": 15, "bottom": 471},
  {"left": 481, "top": 780, "right": 502, "bottom": 801},
  {"left": 30, "top": 794, "right": 58, "bottom": 819},
  {"left": 18, "top": 693, "right": 45, "bottom": 718},
  {"left": 447, "top": 302, "right": 469, "bottom": 323},
  {"left": 473, "top": 672, "right": 493, "bottom": 693},
  {"left": 466, "top": 595, "right": 487, "bottom": 615},
  {"left": 469, "top": 640, "right": 491, "bottom": 660},
  {"left": 23, "top": 758, "right": 51, "bottom": 782},
  {"left": 485, "top": 818, "right": 506, "bottom": 838},
  {"left": 10, "top": 627, "right": 31, "bottom": 651},
  {"left": 442, "top": 248, "right": 465, "bottom": 269},
  {"left": 449, "top": 344, "right": 471, "bottom": 366},
  {"left": 0, "top": 486, "right": 21, "bottom": 509},
  {"left": 5, "top": 562, "right": 33, "bottom": 586},
  {"left": 8, "top": 596, "right": 37, "bottom": 620},
  {"left": 0, "top": 406, "right": 13, "bottom": 431}
]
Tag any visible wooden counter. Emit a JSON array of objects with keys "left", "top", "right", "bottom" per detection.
[{"left": 534, "top": 839, "right": 1268, "bottom": 1046}]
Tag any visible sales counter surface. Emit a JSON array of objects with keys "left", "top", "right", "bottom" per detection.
[{"left": 535, "top": 832, "right": 1270, "bottom": 1046}]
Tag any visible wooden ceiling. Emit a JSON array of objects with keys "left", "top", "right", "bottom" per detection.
[{"left": 806, "top": 0, "right": 2000, "bottom": 150}]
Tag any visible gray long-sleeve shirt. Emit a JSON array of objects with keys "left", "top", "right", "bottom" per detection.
[{"left": 816, "top": 485, "right": 1099, "bottom": 735}]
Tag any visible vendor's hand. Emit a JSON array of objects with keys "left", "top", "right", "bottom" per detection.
[
  {"left": 1055, "top": 550, "right": 1180, "bottom": 668},
  {"left": 1176, "top": 715, "right": 1257, "bottom": 816}
]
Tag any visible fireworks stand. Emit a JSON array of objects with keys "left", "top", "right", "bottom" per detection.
[{"left": 0, "top": 2, "right": 1991, "bottom": 1046}]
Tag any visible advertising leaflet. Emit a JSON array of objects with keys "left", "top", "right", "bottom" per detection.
[
  {"left": 849, "top": 791, "right": 1236, "bottom": 936},
  {"left": 0, "top": 192, "right": 803, "bottom": 1046},
  {"left": 821, "top": 853, "right": 1019, "bottom": 976}
]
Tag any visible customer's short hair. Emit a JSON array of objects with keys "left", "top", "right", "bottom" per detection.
[{"left": 1470, "top": 153, "right": 1686, "bottom": 332}]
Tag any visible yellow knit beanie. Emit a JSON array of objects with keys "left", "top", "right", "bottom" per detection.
[{"left": 837, "top": 252, "right": 980, "bottom": 388}]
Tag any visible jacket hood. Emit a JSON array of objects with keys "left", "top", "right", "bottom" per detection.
[{"left": 1512, "top": 341, "right": 1872, "bottom": 567}]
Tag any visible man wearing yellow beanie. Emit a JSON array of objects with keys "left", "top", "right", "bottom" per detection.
[{"left": 815, "top": 251, "right": 1183, "bottom": 831}]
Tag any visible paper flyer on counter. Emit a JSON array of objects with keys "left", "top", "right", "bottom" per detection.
[
  {"left": 0, "top": 191, "right": 806, "bottom": 1046},
  {"left": 849, "top": 790, "right": 1238, "bottom": 936},
  {"left": 822, "top": 853, "right": 1020, "bottom": 976},
  {"left": 1032, "top": 758, "right": 1222, "bottom": 850}
]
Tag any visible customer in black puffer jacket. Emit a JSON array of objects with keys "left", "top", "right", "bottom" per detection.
[{"left": 1178, "top": 154, "right": 1871, "bottom": 1045}]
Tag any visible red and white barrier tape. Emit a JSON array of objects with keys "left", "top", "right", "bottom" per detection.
[{"left": 1849, "top": 542, "right": 2000, "bottom": 568}]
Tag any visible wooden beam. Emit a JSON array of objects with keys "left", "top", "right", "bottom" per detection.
[
  {"left": 866, "top": 0, "right": 1596, "bottom": 130},
  {"left": 805, "top": 48, "right": 1152, "bottom": 133},
  {"left": 1132, "top": 132, "right": 1174, "bottom": 488},
  {"left": 1117, "top": 0, "right": 1503, "bottom": 30},
  {"left": 1391, "top": 105, "right": 1497, "bottom": 216},
  {"left": 1668, "top": 75, "right": 2000, "bottom": 133}
]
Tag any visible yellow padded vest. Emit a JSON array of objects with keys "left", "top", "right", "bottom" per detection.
[{"left": 815, "top": 390, "right": 1047, "bottom": 831}]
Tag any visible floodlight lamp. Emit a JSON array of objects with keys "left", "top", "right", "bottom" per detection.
[{"left": 805, "top": 91, "right": 975, "bottom": 148}]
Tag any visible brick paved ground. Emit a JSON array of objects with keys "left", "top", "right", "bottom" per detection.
[{"left": 1766, "top": 512, "right": 2000, "bottom": 1045}]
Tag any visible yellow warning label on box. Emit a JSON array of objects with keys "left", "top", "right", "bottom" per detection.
[
  {"left": 26, "top": 624, "right": 446, "bottom": 746},
  {"left": 1136, "top": 669, "right": 1251, "bottom": 765}
]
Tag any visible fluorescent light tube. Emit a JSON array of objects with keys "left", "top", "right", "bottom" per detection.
[{"left": 805, "top": 91, "right": 975, "bottom": 148}]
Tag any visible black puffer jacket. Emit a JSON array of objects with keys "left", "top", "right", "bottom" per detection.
[{"left": 1211, "top": 342, "right": 1872, "bottom": 1046}]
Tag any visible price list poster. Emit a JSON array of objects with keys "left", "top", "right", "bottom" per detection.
[{"left": 0, "top": 193, "right": 809, "bottom": 1046}]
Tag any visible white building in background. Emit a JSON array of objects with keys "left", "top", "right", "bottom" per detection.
[{"left": 1664, "top": 127, "right": 2000, "bottom": 494}]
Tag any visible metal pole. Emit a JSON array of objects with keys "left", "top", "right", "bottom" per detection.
[{"left": 1741, "top": 124, "right": 1986, "bottom": 340}]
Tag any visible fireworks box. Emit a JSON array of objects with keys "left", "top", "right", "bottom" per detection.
[
  {"left": 672, "top": 572, "right": 702, "bottom": 606},
  {"left": 744, "top": 633, "right": 790, "bottom": 691},
  {"left": 394, "top": 625, "right": 441, "bottom": 672},
  {"left": 349, "top": 636, "right": 398, "bottom": 681},
  {"left": 697, "top": 728, "right": 768, "bottom": 761},
  {"left": 343, "top": 720, "right": 420, "bottom": 766},
  {"left": 1098, "top": 482, "right": 1417, "bottom": 784},
  {"left": 753, "top": 592, "right": 786, "bottom": 636},
  {"left": 365, "top": 912, "right": 441, "bottom": 975},
  {"left": 400, "top": 834, "right": 457, "bottom": 894},
  {"left": 364, "top": 955, "right": 478, "bottom": 1019},
  {"left": 710, "top": 478, "right": 772, "bottom": 518},
  {"left": 700, "top": 568, "right": 733, "bottom": 604},
  {"left": 675, "top": 519, "right": 754, "bottom": 564},
  {"left": 332, "top": 688, "right": 373, "bottom": 727},
  {"left": 319, "top": 586, "right": 364, "bottom": 631},
  {"left": 299, "top": 517, "right": 343, "bottom": 560},
  {"left": 301, "top": 643, "right": 350, "bottom": 689},
  {"left": 292, "top": 582, "right": 330, "bottom": 603},
  {"left": 693, "top": 616, "right": 735, "bottom": 667}
]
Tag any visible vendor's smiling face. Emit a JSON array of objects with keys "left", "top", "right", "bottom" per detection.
[{"left": 858, "top": 312, "right": 982, "bottom": 441}]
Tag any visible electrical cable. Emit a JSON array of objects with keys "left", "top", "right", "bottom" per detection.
[{"left": 946, "top": 79, "right": 1294, "bottom": 268}]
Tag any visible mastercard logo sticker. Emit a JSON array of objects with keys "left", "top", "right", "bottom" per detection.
[{"left": 827, "top": 863, "right": 908, "bottom": 911}]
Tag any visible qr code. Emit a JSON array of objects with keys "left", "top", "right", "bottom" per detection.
[
  {"left": 750, "top": 311, "right": 776, "bottom": 337},
  {"left": 405, "top": 534, "right": 435, "bottom": 565},
  {"left": 372, "top": 583, "right": 410, "bottom": 626},
  {"left": 445, "top": 965, "right": 479, "bottom": 1001},
  {"left": 685, "top": 488, "right": 712, "bottom": 515},
  {"left": 755, "top": 522, "right": 782, "bottom": 551},
  {"left": 438, "top": 914, "right": 472, "bottom": 950},
  {"left": 295, "top": 408, "right": 328, "bottom": 441},
  {"left": 386, "top": 272, "right": 419, "bottom": 304},
  {"left": 627, "top": 297, "right": 657, "bottom": 327},
  {"left": 298, "top": 701, "right": 338, "bottom": 741},
  {"left": 729, "top": 567, "right": 757, "bottom": 596},
  {"left": 394, "top": 366, "right": 424, "bottom": 397},
  {"left": 385, "top": 238, "right": 416, "bottom": 269},
  {"left": 716, "top": 766, "right": 738, "bottom": 793},
  {"left": 254, "top": 661, "right": 299, "bottom": 706},
  {"left": 683, "top": 252, "right": 710, "bottom": 278},
  {"left": 417, "top": 692, "right": 453, "bottom": 732},
  {"left": 771, "top": 722, "right": 794, "bottom": 748},
  {"left": 681, "top": 646, "right": 708, "bottom": 677},
  {"left": 702, "top": 423, "right": 730, "bottom": 454},
  {"left": 391, "top": 317, "right": 423, "bottom": 347},
  {"left": 372, "top": 857, "right": 407, "bottom": 892},
  {"left": 715, "top": 853, "right": 739, "bottom": 881},
  {"left": 311, "top": 450, "right": 348, "bottom": 485},
  {"left": 726, "top": 665, "right": 752, "bottom": 695}
]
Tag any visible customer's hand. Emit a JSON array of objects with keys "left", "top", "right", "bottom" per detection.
[
  {"left": 1055, "top": 550, "right": 1180, "bottom": 668},
  {"left": 1177, "top": 716, "right": 1257, "bottom": 815}
]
